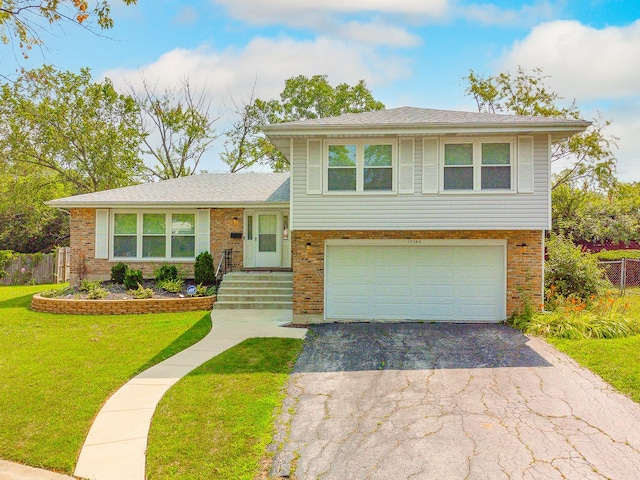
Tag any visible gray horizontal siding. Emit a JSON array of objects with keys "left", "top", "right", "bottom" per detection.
[{"left": 291, "top": 135, "right": 550, "bottom": 231}]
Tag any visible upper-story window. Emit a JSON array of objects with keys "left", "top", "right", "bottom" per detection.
[
  {"left": 442, "top": 139, "right": 513, "bottom": 191},
  {"left": 326, "top": 140, "right": 395, "bottom": 193},
  {"left": 112, "top": 211, "right": 196, "bottom": 259}
]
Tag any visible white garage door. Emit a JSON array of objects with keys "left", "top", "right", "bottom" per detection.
[{"left": 325, "top": 242, "right": 506, "bottom": 322}]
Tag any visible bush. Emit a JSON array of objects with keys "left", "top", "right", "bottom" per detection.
[
  {"left": 87, "top": 286, "right": 108, "bottom": 300},
  {"left": 193, "top": 283, "right": 216, "bottom": 297},
  {"left": 111, "top": 263, "right": 128, "bottom": 284},
  {"left": 194, "top": 251, "right": 215, "bottom": 285},
  {"left": 545, "top": 234, "right": 608, "bottom": 301},
  {"left": 595, "top": 249, "right": 640, "bottom": 261},
  {"left": 154, "top": 264, "right": 179, "bottom": 282},
  {"left": 127, "top": 283, "right": 154, "bottom": 299},
  {"left": 159, "top": 278, "right": 184, "bottom": 293},
  {"left": 510, "top": 293, "right": 639, "bottom": 339},
  {"left": 123, "top": 269, "right": 144, "bottom": 290}
]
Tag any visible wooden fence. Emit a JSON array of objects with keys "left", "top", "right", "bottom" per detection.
[{"left": 0, "top": 247, "right": 70, "bottom": 285}]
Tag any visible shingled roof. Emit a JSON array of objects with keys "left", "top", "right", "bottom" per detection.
[
  {"left": 262, "top": 106, "right": 590, "bottom": 140},
  {"left": 47, "top": 172, "right": 290, "bottom": 208}
]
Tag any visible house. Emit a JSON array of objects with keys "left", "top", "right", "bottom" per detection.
[{"left": 47, "top": 106, "right": 590, "bottom": 324}]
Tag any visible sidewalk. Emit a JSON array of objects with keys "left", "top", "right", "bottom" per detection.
[
  {"left": 0, "top": 460, "right": 75, "bottom": 480},
  {"left": 74, "top": 309, "right": 306, "bottom": 480}
]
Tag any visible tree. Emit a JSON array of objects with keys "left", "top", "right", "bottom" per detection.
[
  {"left": 463, "top": 66, "right": 617, "bottom": 190},
  {"left": 0, "top": 65, "right": 145, "bottom": 193},
  {"left": 222, "top": 74, "right": 385, "bottom": 172},
  {"left": 132, "top": 78, "right": 218, "bottom": 180},
  {"left": 0, "top": 0, "right": 137, "bottom": 58}
]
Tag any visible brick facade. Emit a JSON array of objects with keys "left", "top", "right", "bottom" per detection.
[
  {"left": 69, "top": 208, "right": 245, "bottom": 284},
  {"left": 291, "top": 230, "right": 543, "bottom": 324}
]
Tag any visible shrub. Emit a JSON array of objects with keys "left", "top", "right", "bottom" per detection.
[
  {"left": 127, "top": 283, "right": 154, "bottom": 299},
  {"left": 193, "top": 283, "right": 216, "bottom": 297},
  {"left": 545, "top": 234, "right": 608, "bottom": 302},
  {"left": 87, "top": 286, "right": 108, "bottom": 300},
  {"left": 111, "top": 263, "right": 128, "bottom": 284},
  {"left": 79, "top": 279, "right": 102, "bottom": 292},
  {"left": 510, "top": 293, "right": 639, "bottom": 339},
  {"left": 123, "top": 269, "right": 144, "bottom": 290},
  {"left": 595, "top": 249, "right": 640, "bottom": 261},
  {"left": 194, "top": 251, "right": 215, "bottom": 285},
  {"left": 154, "top": 264, "right": 179, "bottom": 282},
  {"left": 159, "top": 278, "right": 184, "bottom": 293},
  {"left": 0, "top": 250, "right": 15, "bottom": 279}
]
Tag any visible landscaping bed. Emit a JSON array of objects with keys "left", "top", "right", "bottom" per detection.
[{"left": 31, "top": 280, "right": 216, "bottom": 315}]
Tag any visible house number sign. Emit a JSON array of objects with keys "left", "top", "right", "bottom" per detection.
[{"left": 407, "top": 239, "right": 422, "bottom": 244}]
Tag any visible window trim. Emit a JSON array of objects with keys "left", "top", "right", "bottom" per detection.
[
  {"left": 110, "top": 210, "right": 198, "bottom": 261},
  {"left": 323, "top": 139, "right": 397, "bottom": 194},
  {"left": 440, "top": 137, "right": 515, "bottom": 193}
]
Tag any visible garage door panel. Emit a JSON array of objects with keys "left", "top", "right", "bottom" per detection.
[{"left": 326, "top": 243, "right": 505, "bottom": 322}]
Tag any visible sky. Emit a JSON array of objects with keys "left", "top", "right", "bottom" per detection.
[{"left": 2, "top": 0, "right": 640, "bottom": 180}]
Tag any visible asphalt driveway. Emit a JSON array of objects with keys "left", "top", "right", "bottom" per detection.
[{"left": 271, "top": 323, "right": 640, "bottom": 479}]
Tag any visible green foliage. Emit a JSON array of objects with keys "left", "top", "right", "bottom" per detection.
[
  {"left": 154, "top": 264, "right": 179, "bottom": 282},
  {"left": 78, "top": 279, "right": 102, "bottom": 292},
  {"left": 0, "top": 65, "right": 145, "bottom": 194},
  {"left": 86, "top": 286, "right": 108, "bottom": 300},
  {"left": 552, "top": 183, "right": 640, "bottom": 244},
  {"left": 545, "top": 234, "right": 608, "bottom": 300},
  {"left": 0, "top": 250, "right": 15, "bottom": 278},
  {"left": 0, "top": 1, "right": 137, "bottom": 58},
  {"left": 463, "top": 66, "right": 617, "bottom": 190},
  {"left": 123, "top": 269, "right": 144, "bottom": 290},
  {"left": 222, "top": 75, "right": 384, "bottom": 172},
  {"left": 110, "top": 262, "right": 128, "bottom": 284},
  {"left": 127, "top": 283, "right": 154, "bottom": 299},
  {"left": 193, "top": 283, "right": 215, "bottom": 297},
  {"left": 194, "top": 251, "right": 215, "bottom": 285},
  {"left": 133, "top": 78, "right": 217, "bottom": 180},
  {"left": 595, "top": 250, "right": 640, "bottom": 260},
  {"left": 39, "top": 286, "right": 73, "bottom": 298},
  {"left": 159, "top": 278, "right": 184, "bottom": 293},
  {"left": 510, "top": 293, "right": 638, "bottom": 339}
]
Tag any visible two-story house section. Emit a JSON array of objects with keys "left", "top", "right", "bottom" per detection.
[{"left": 262, "top": 107, "right": 590, "bottom": 324}]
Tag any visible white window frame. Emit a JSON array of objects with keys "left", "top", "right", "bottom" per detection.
[
  {"left": 323, "top": 139, "right": 397, "bottom": 194},
  {"left": 440, "top": 137, "right": 515, "bottom": 193},
  {"left": 110, "top": 210, "right": 198, "bottom": 261}
]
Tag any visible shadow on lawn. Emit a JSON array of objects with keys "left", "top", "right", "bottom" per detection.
[{"left": 0, "top": 293, "right": 40, "bottom": 310}]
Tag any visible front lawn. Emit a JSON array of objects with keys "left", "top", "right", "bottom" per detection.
[
  {"left": 146, "top": 337, "right": 303, "bottom": 480},
  {"left": 0, "top": 284, "right": 211, "bottom": 474},
  {"left": 551, "top": 334, "right": 640, "bottom": 403}
]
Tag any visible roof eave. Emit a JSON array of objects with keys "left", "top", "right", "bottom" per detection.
[
  {"left": 46, "top": 200, "right": 290, "bottom": 209},
  {"left": 262, "top": 122, "right": 591, "bottom": 138}
]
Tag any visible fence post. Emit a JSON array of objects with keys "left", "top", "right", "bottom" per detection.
[{"left": 621, "top": 258, "right": 627, "bottom": 295}]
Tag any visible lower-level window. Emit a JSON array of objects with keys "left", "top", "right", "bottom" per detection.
[{"left": 113, "top": 211, "right": 196, "bottom": 259}]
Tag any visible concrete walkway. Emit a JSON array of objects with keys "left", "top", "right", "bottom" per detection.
[
  {"left": 73, "top": 309, "right": 306, "bottom": 480},
  {"left": 0, "top": 460, "right": 75, "bottom": 480}
]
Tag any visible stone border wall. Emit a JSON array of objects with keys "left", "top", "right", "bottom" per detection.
[{"left": 31, "top": 294, "right": 215, "bottom": 315}]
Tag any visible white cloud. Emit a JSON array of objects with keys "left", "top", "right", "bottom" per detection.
[
  {"left": 104, "top": 36, "right": 408, "bottom": 103},
  {"left": 500, "top": 20, "right": 640, "bottom": 100},
  {"left": 459, "top": 1, "right": 556, "bottom": 27},
  {"left": 601, "top": 100, "right": 640, "bottom": 182},
  {"left": 173, "top": 6, "right": 198, "bottom": 26},
  {"left": 212, "top": 0, "right": 450, "bottom": 25},
  {"left": 339, "top": 21, "right": 422, "bottom": 47}
]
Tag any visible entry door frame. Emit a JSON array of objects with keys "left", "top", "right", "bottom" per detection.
[{"left": 244, "top": 209, "right": 290, "bottom": 268}]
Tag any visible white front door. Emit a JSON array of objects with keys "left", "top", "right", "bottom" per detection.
[{"left": 255, "top": 212, "right": 281, "bottom": 267}]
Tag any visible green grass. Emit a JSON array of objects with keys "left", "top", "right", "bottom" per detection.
[
  {"left": 146, "top": 337, "right": 303, "bottom": 480},
  {"left": 550, "top": 335, "right": 640, "bottom": 403},
  {"left": 0, "top": 284, "right": 211, "bottom": 474}
]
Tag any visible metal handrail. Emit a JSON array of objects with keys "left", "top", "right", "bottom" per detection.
[{"left": 215, "top": 249, "right": 233, "bottom": 285}]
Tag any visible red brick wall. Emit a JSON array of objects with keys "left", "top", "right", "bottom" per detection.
[
  {"left": 292, "top": 230, "right": 543, "bottom": 323},
  {"left": 69, "top": 208, "right": 245, "bottom": 284}
]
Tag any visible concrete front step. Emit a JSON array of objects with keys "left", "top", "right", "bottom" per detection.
[
  {"left": 212, "top": 301, "right": 293, "bottom": 309},
  {"left": 214, "top": 271, "right": 293, "bottom": 310}
]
